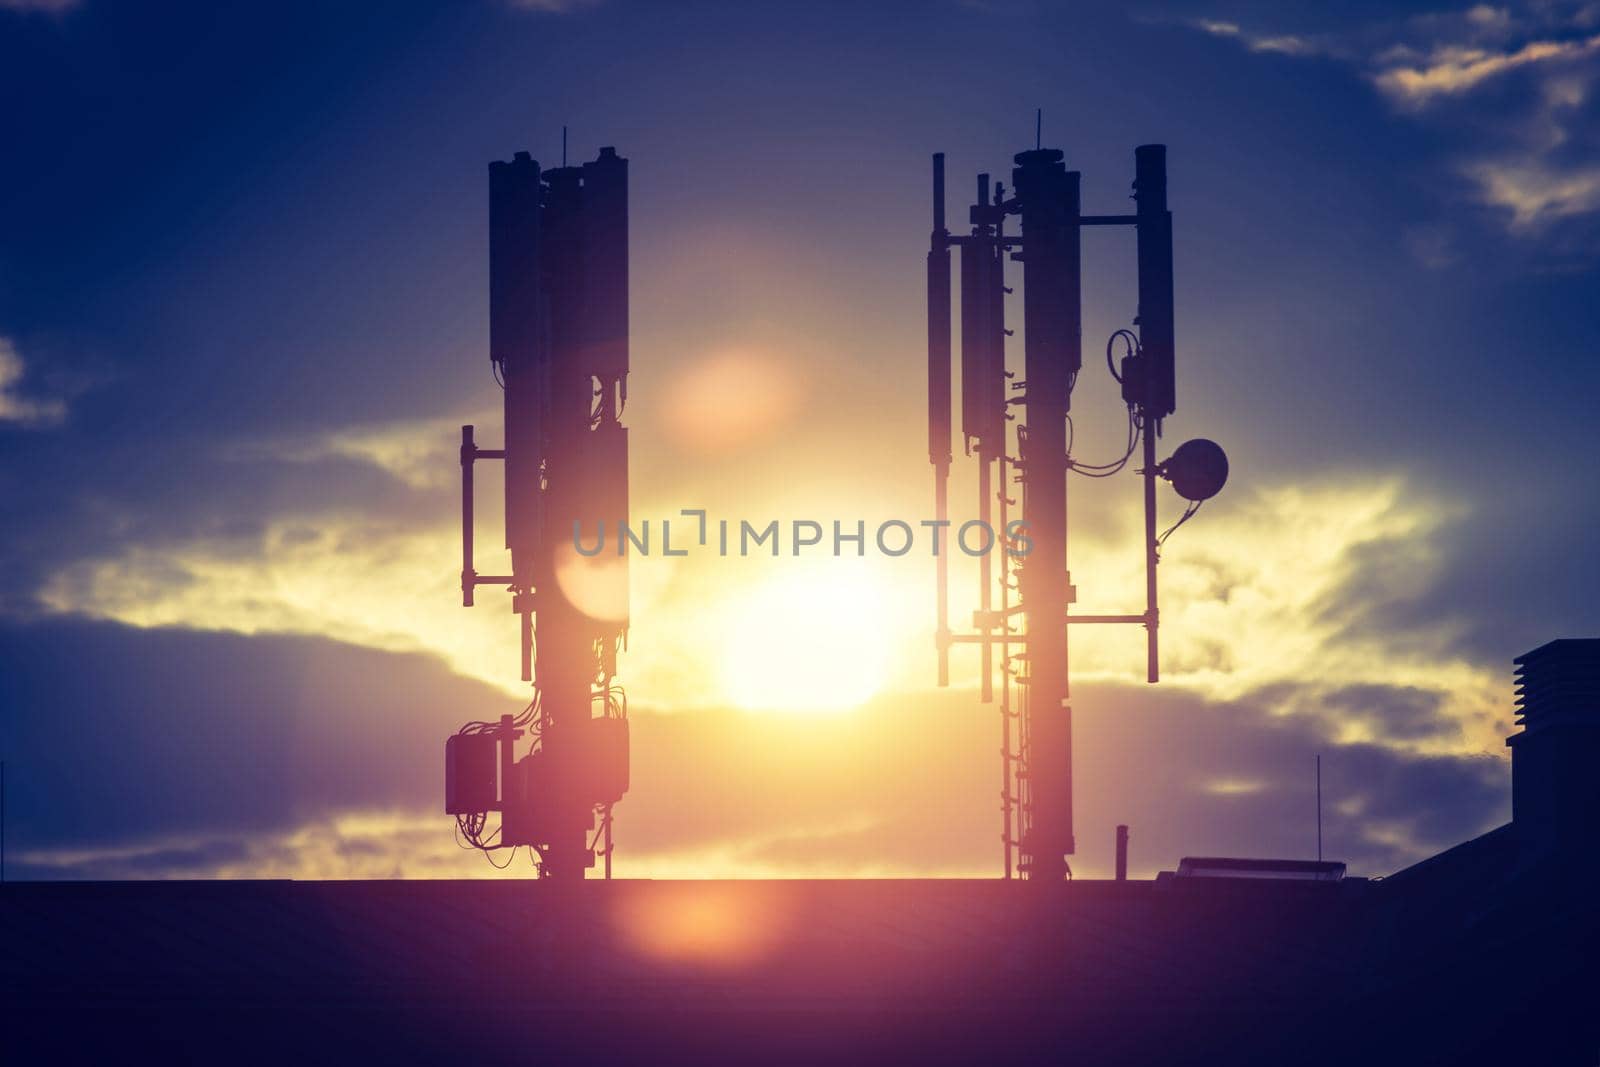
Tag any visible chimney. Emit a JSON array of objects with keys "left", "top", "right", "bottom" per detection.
[{"left": 1507, "top": 639, "right": 1600, "bottom": 852}]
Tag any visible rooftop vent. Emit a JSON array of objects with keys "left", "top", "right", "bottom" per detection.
[
  {"left": 1513, "top": 639, "right": 1600, "bottom": 734},
  {"left": 1507, "top": 639, "right": 1600, "bottom": 850},
  {"left": 1172, "top": 857, "right": 1346, "bottom": 882}
]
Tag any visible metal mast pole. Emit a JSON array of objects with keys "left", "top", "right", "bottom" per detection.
[
  {"left": 1013, "top": 148, "right": 1080, "bottom": 881},
  {"left": 532, "top": 162, "right": 594, "bottom": 880},
  {"left": 974, "top": 171, "right": 996, "bottom": 706},
  {"left": 928, "top": 154, "right": 952, "bottom": 687}
]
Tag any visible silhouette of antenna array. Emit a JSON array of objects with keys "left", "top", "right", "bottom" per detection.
[
  {"left": 925, "top": 140, "right": 1228, "bottom": 879},
  {"left": 445, "top": 141, "right": 633, "bottom": 880}
]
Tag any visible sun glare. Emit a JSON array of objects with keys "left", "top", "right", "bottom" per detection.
[{"left": 717, "top": 562, "right": 894, "bottom": 713}]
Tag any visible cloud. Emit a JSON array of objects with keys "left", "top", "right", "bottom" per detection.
[
  {"left": 1170, "top": 5, "right": 1600, "bottom": 239},
  {"left": 0, "top": 615, "right": 1515, "bottom": 881},
  {"left": 1467, "top": 157, "right": 1600, "bottom": 227},
  {"left": 1373, "top": 34, "right": 1600, "bottom": 106},
  {"left": 33, "top": 468, "right": 1514, "bottom": 753},
  {"left": 1185, "top": 17, "right": 1329, "bottom": 58},
  {"left": 1066, "top": 476, "right": 1510, "bottom": 755},
  {"left": 0, "top": 338, "right": 65, "bottom": 426},
  {"left": 0, "top": 398, "right": 459, "bottom": 614},
  {"left": 10, "top": 813, "right": 497, "bottom": 881},
  {"left": 0, "top": 617, "right": 508, "bottom": 853},
  {"left": 229, "top": 413, "right": 480, "bottom": 492}
]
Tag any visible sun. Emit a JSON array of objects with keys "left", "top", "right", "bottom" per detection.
[{"left": 717, "top": 562, "right": 895, "bottom": 713}]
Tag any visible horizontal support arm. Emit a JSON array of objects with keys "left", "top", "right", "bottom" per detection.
[
  {"left": 951, "top": 216, "right": 1134, "bottom": 247},
  {"left": 950, "top": 612, "right": 1153, "bottom": 643},
  {"left": 1067, "top": 613, "right": 1151, "bottom": 624}
]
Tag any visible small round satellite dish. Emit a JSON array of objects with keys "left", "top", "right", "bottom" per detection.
[{"left": 1159, "top": 439, "right": 1229, "bottom": 502}]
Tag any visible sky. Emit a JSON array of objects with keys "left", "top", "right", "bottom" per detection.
[{"left": 1, "top": 0, "right": 1596, "bottom": 881}]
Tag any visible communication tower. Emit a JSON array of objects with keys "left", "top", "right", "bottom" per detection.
[
  {"left": 927, "top": 141, "right": 1227, "bottom": 880},
  {"left": 445, "top": 145, "right": 632, "bottom": 880}
]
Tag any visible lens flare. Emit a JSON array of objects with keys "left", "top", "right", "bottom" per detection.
[
  {"left": 614, "top": 883, "right": 793, "bottom": 968},
  {"left": 662, "top": 348, "right": 803, "bottom": 455}
]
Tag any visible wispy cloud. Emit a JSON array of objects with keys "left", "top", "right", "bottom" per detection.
[
  {"left": 1373, "top": 33, "right": 1600, "bottom": 107},
  {"left": 231, "top": 412, "right": 481, "bottom": 492},
  {"left": 1468, "top": 156, "right": 1600, "bottom": 227},
  {"left": 1377, "top": 11, "right": 1600, "bottom": 233},
  {"left": 0, "top": 338, "right": 65, "bottom": 426},
  {"left": 1185, "top": 17, "right": 1334, "bottom": 58},
  {"left": 1171, "top": 4, "right": 1600, "bottom": 239}
]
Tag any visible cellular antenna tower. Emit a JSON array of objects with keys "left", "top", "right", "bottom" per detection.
[
  {"left": 445, "top": 144, "right": 632, "bottom": 880},
  {"left": 927, "top": 142, "right": 1228, "bottom": 880}
]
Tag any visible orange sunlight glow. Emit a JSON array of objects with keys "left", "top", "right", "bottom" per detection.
[{"left": 716, "top": 561, "right": 895, "bottom": 713}]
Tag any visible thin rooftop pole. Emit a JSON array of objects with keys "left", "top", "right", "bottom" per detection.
[{"left": 1316, "top": 754, "right": 1323, "bottom": 862}]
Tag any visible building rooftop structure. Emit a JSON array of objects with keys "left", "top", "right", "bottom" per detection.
[{"left": 1167, "top": 856, "right": 1349, "bottom": 882}]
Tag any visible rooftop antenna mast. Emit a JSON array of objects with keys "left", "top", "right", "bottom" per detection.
[
  {"left": 927, "top": 140, "right": 1228, "bottom": 880},
  {"left": 1317, "top": 754, "right": 1323, "bottom": 862},
  {"left": 445, "top": 141, "right": 634, "bottom": 880}
]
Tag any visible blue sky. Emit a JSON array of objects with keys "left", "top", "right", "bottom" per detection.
[{"left": 1, "top": 0, "right": 1596, "bottom": 879}]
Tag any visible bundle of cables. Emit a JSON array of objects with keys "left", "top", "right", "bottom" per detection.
[{"left": 452, "top": 690, "right": 542, "bottom": 864}]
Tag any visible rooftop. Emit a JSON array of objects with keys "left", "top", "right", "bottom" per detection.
[{"left": 4, "top": 870, "right": 1595, "bottom": 1064}]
